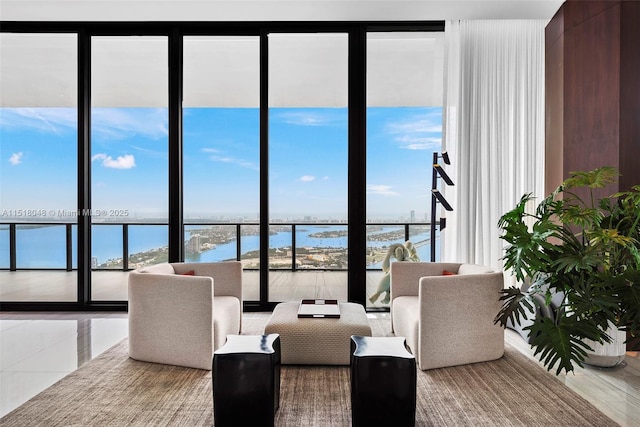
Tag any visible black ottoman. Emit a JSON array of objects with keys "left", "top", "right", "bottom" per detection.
[
  {"left": 213, "top": 334, "right": 281, "bottom": 427},
  {"left": 350, "top": 335, "right": 416, "bottom": 427}
]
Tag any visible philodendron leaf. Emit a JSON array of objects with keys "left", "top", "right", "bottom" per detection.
[
  {"left": 498, "top": 193, "right": 560, "bottom": 282},
  {"left": 528, "top": 316, "right": 601, "bottom": 375},
  {"left": 560, "top": 205, "right": 603, "bottom": 230},
  {"left": 494, "top": 287, "right": 535, "bottom": 328},
  {"left": 563, "top": 166, "right": 619, "bottom": 190},
  {"left": 552, "top": 252, "right": 600, "bottom": 274}
]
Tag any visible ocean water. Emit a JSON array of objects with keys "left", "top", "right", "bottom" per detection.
[{"left": 0, "top": 223, "right": 440, "bottom": 269}]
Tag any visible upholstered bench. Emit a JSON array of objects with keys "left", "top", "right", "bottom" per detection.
[{"left": 264, "top": 302, "right": 371, "bottom": 365}]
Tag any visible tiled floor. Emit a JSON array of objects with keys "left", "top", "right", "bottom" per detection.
[
  {"left": 0, "top": 312, "right": 128, "bottom": 417},
  {"left": 1, "top": 311, "right": 639, "bottom": 426}
]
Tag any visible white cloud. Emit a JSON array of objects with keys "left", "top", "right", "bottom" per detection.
[
  {"left": 131, "top": 145, "right": 167, "bottom": 159},
  {"left": 300, "top": 175, "right": 316, "bottom": 182},
  {"left": 279, "top": 112, "right": 326, "bottom": 126},
  {"left": 91, "top": 109, "right": 168, "bottom": 140},
  {"left": 202, "top": 146, "right": 258, "bottom": 171},
  {"left": 386, "top": 119, "right": 442, "bottom": 135},
  {"left": 322, "top": 176, "right": 329, "bottom": 180},
  {"left": 208, "top": 154, "right": 258, "bottom": 171},
  {"left": 385, "top": 114, "right": 443, "bottom": 151},
  {"left": 275, "top": 111, "right": 344, "bottom": 127},
  {"left": 8, "top": 152, "right": 23, "bottom": 165},
  {"left": 0, "top": 108, "right": 76, "bottom": 134},
  {"left": 92, "top": 153, "right": 136, "bottom": 169},
  {"left": 367, "top": 184, "right": 398, "bottom": 196},
  {"left": 0, "top": 108, "right": 168, "bottom": 141},
  {"left": 395, "top": 136, "right": 442, "bottom": 150}
]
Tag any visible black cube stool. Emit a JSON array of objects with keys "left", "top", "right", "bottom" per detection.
[
  {"left": 213, "top": 334, "right": 281, "bottom": 427},
  {"left": 350, "top": 335, "right": 416, "bottom": 427}
]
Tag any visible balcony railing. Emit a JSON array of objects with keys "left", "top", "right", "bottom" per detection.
[{"left": 0, "top": 221, "right": 438, "bottom": 271}]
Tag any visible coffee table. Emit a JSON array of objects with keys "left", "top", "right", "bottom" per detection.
[{"left": 264, "top": 302, "right": 372, "bottom": 365}]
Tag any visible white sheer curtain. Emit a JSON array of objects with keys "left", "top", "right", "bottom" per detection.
[{"left": 441, "top": 20, "right": 545, "bottom": 273}]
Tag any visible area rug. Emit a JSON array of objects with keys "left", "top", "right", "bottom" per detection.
[{"left": 1, "top": 315, "right": 617, "bottom": 426}]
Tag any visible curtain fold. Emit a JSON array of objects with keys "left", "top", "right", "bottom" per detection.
[{"left": 441, "top": 20, "right": 545, "bottom": 273}]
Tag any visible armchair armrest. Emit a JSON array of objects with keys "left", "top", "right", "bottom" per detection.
[
  {"left": 128, "top": 271, "right": 215, "bottom": 367},
  {"left": 389, "top": 262, "right": 462, "bottom": 333},
  {"left": 417, "top": 272, "right": 504, "bottom": 369}
]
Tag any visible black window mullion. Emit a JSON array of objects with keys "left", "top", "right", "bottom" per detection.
[
  {"left": 77, "top": 29, "right": 91, "bottom": 306},
  {"left": 122, "top": 224, "right": 129, "bottom": 270},
  {"left": 66, "top": 224, "right": 73, "bottom": 271},
  {"left": 168, "top": 28, "right": 184, "bottom": 263},
  {"left": 9, "top": 224, "right": 16, "bottom": 271},
  {"left": 347, "top": 25, "right": 367, "bottom": 305},
  {"left": 259, "top": 30, "right": 270, "bottom": 305}
]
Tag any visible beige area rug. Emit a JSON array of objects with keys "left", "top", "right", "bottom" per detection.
[{"left": 1, "top": 315, "right": 618, "bottom": 427}]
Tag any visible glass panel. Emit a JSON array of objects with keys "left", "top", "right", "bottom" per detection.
[
  {"left": 184, "top": 224, "right": 239, "bottom": 263},
  {"left": 240, "top": 224, "right": 261, "bottom": 267},
  {"left": 128, "top": 224, "right": 168, "bottom": 268},
  {"left": 92, "top": 225, "right": 123, "bottom": 269},
  {"left": 15, "top": 225, "right": 67, "bottom": 268},
  {"left": 0, "top": 33, "right": 77, "bottom": 302},
  {"left": 269, "top": 225, "right": 292, "bottom": 270},
  {"left": 366, "top": 32, "right": 444, "bottom": 308},
  {"left": 294, "top": 225, "right": 348, "bottom": 270},
  {"left": 0, "top": 225, "right": 9, "bottom": 269},
  {"left": 183, "top": 36, "right": 260, "bottom": 300},
  {"left": 268, "top": 33, "right": 349, "bottom": 302},
  {"left": 71, "top": 225, "right": 78, "bottom": 269},
  {"left": 91, "top": 36, "right": 168, "bottom": 301},
  {"left": 408, "top": 224, "right": 431, "bottom": 262},
  {"left": 366, "top": 225, "right": 405, "bottom": 269}
]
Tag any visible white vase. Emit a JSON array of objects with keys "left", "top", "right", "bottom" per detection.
[{"left": 583, "top": 323, "right": 627, "bottom": 368}]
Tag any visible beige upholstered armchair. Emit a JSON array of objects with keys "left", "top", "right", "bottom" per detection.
[
  {"left": 390, "top": 262, "right": 504, "bottom": 370},
  {"left": 128, "top": 261, "right": 242, "bottom": 370}
]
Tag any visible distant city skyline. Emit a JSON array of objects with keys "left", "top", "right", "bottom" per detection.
[{"left": 1, "top": 106, "right": 442, "bottom": 221}]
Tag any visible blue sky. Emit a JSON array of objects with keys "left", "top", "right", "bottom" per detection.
[{"left": 1, "top": 106, "right": 441, "bottom": 221}]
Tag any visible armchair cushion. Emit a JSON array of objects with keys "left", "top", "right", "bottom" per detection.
[{"left": 138, "top": 263, "right": 176, "bottom": 275}]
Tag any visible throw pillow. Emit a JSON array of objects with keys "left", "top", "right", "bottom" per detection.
[
  {"left": 181, "top": 270, "right": 195, "bottom": 276},
  {"left": 442, "top": 270, "right": 457, "bottom": 276}
]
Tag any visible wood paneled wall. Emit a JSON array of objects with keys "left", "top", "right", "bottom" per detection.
[
  {"left": 545, "top": 1, "right": 640, "bottom": 194},
  {"left": 545, "top": 1, "right": 640, "bottom": 350}
]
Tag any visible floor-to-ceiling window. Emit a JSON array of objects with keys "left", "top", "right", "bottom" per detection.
[
  {"left": 268, "top": 33, "right": 349, "bottom": 302},
  {"left": 0, "top": 33, "right": 78, "bottom": 302},
  {"left": 182, "top": 35, "right": 261, "bottom": 301},
  {"left": 90, "top": 36, "right": 169, "bottom": 301},
  {"left": 365, "top": 31, "right": 444, "bottom": 308},
  {"left": 0, "top": 22, "right": 444, "bottom": 310}
]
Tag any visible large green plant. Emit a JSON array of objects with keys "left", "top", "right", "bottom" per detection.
[{"left": 495, "top": 166, "right": 640, "bottom": 375}]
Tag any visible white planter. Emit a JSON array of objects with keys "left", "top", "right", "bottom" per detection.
[{"left": 583, "top": 323, "right": 627, "bottom": 368}]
